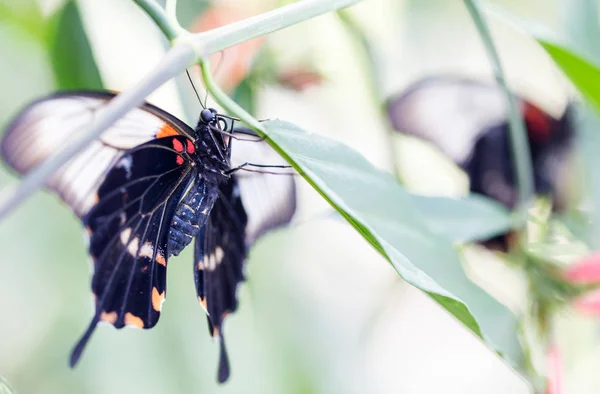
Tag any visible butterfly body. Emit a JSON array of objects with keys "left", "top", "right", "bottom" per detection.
[{"left": 0, "top": 92, "right": 296, "bottom": 383}]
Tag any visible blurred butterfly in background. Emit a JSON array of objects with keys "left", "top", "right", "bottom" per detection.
[
  {"left": 0, "top": 91, "right": 296, "bottom": 383},
  {"left": 386, "top": 77, "right": 576, "bottom": 247}
]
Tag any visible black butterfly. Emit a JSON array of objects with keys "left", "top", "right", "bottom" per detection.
[
  {"left": 386, "top": 76, "right": 575, "bottom": 212},
  {"left": 0, "top": 91, "right": 296, "bottom": 382}
]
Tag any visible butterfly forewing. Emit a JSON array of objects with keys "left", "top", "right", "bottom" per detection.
[{"left": 0, "top": 91, "right": 194, "bottom": 217}]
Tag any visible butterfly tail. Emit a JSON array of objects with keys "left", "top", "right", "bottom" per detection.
[{"left": 69, "top": 315, "right": 99, "bottom": 367}]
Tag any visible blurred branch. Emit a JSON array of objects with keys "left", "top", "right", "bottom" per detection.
[
  {"left": 165, "top": 0, "right": 179, "bottom": 25},
  {"left": 464, "top": 0, "right": 534, "bottom": 222},
  {"left": 336, "top": 9, "right": 401, "bottom": 179},
  {"left": 0, "top": 0, "right": 363, "bottom": 221},
  {"left": 133, "top": 0, "right": 182, "bottom": 41},
  {"left": 336, "top": 9, "right": 381, "bottom": 103},
  {"left": 189, "top": 0, "right": 362, "bottom": 58}
]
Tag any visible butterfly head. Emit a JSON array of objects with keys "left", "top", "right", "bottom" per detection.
[{"left": 200, "top": 108, "right": 219, "bottom": 125}]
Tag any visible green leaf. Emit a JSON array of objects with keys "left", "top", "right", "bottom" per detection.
[
  {"left": 262, "top": 119, "right": 523, "bottom": 367},
  {"left": 232, "top": 77, "right": 256, "bottom": 114},
  {"left": 486, "top": 4, "right": 600, "bottom": 113},
  {"left": 410, "top": 194, "right": 513, "bottom": 242},
  {"left": 47, "top": 0, "right": 103, "bottom": 90},
  {"left": 536, "top": 40, "right": 600, "bottom": 113}
]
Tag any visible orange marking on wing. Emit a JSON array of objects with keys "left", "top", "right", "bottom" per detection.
[
  {"left": 172, "top": 138, "right": 184, "bottom": 152},
  {"left": 186, "top": 139, "right": 195, "bottom": 154},
  {"left": 124, "top": 312, "right": 144, "bottom": 328},
  {"left": 157, "top": 123, "right": 179, "bottom": 138},
  {"left": 151, "top": 287, "right": 165, "bottom": 312},
  {"left": 156, "top": 252, "right": 167, "bottom": 267},
  {"left": 197, "top": 261, "right": 204, "bottom": 270},
  {"left": 198, "top": 296, "right": 209, "bottom": 314},
  {"left": 176, "top": 156, "right": 184, "bottom": 165},
  {"left": 100, "top": 311, "right": 118, "bottom": 324}
]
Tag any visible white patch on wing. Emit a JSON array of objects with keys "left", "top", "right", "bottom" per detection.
[
  {"left": 120, "top": 228, "right": 132, "bottom": 245},
  {"left": 127, "top": 237, "right": 140, "bottom": 256},
  {"left": 215, "top": 246, "right": 224, "bottom": 265},
  {"left": 116, "top": 155, "right": 133, "bottom": 179},
  {"left": 139, "top": 242, "right": 154, "bottom": 259}
]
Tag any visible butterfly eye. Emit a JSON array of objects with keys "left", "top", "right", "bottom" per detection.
[{"left": 200, "top": 108, "right": 214, "bottom": 123}]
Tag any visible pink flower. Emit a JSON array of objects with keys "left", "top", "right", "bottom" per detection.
[
  {"left": 546, "top": 343, "right": 563, "bottom": 394},
  {"left": 563, "top": 252, "right": 600, "bottom": 285},
  {"left": 572, "top": 289, "right": 600, "bottom": 316},
  {"left": 190, "top": 5, "right": 265, "bottom": 92}
]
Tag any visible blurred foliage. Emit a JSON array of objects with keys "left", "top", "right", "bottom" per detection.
[{"left": 47, "top": 0, "right": 103, "bottom": 90}]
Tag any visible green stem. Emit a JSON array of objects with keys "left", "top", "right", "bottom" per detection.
[
  {"left": 336, "top": 9, "right": 382, "bottom": 103},
  {"left": 132, "top": 0, "right": 182, "bottom": 41},
  {"left": 199, "top": 59, "right": 262, "bottom": 131},
  {"left": 189, "top": 0, "right": 362, "bottom": 58},
  {"left": 464, "top": 0, "right": 535, "bottom": 221}
]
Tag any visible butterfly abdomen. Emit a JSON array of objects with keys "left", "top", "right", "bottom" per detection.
[{"left": 168, "top": 178, "right": 219, "bottom": 257}]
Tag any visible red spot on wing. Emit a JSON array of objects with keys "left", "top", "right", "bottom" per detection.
[
  {"left": 176, "top": 156, "right": 184, "bottom": 165},
  {"left": 522, "top": 101, "right": 551, "bottom": 143},
  {"left": 172, "top": 138, "right": 184, "bottom": 153},
  {"left": 157, "top": 123, "right": 179, "bottom": 138},
  {"left": 186, "top": 139, "right": 195, "bottom": 154}
]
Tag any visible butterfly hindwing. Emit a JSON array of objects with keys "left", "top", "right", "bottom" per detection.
[
  {"left": 230, "top": 127, "right": 297, "bottom": 244},
  {"left": 194, "top": 177, "right": 248, "bottom": 383},
  {"left": 70, "top": 135, "right": 197, "bottom": 366}
]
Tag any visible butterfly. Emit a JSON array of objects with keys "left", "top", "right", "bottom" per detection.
[
  {"left": 386, "top": 76, "right": 575, "bottom": 212},
  {"left": 0, "top": 91, "right": 296, "bottom": 383}
]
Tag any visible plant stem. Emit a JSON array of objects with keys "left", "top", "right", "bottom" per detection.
[
  {"left": 189, "top": 0, "right": 362, "bottom": 58},
  {"left": 464, "top": 0, "right": 535, "bottom": 221},
  {"left": 132, "top": 0, "right": 182, "bottom": 41},
  {"left": 199, "top": 58, "right": 262, "bottom": 131}
]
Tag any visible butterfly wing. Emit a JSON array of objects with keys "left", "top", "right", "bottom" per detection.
[
  {"left": 194, "top": 177, "right": 247, "bottom": 383},
  {"left": 386, "top": 77, "right": 510, "bottom": 165},
  {"left": 1, "top": 91, "right": 194, "bottom": 217},
  {"left": 71, "top": 135, "right": 198, "bottom": 366},
  {"left": 0, "top": 91, "right": 204, "bottom": 365},
  {"left": 194, "top": 129, "right": 297, "bottom": 382},
  {"left": 230, "top": 127, "right": 297, "bottom": 244}
]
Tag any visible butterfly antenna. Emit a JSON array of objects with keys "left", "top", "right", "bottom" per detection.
[
  {"left": 186, "top": 69, "right": 206, "bottom": 109},
  {"left": 204, "top": 50, "right": 227, "bottom": 107}
]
